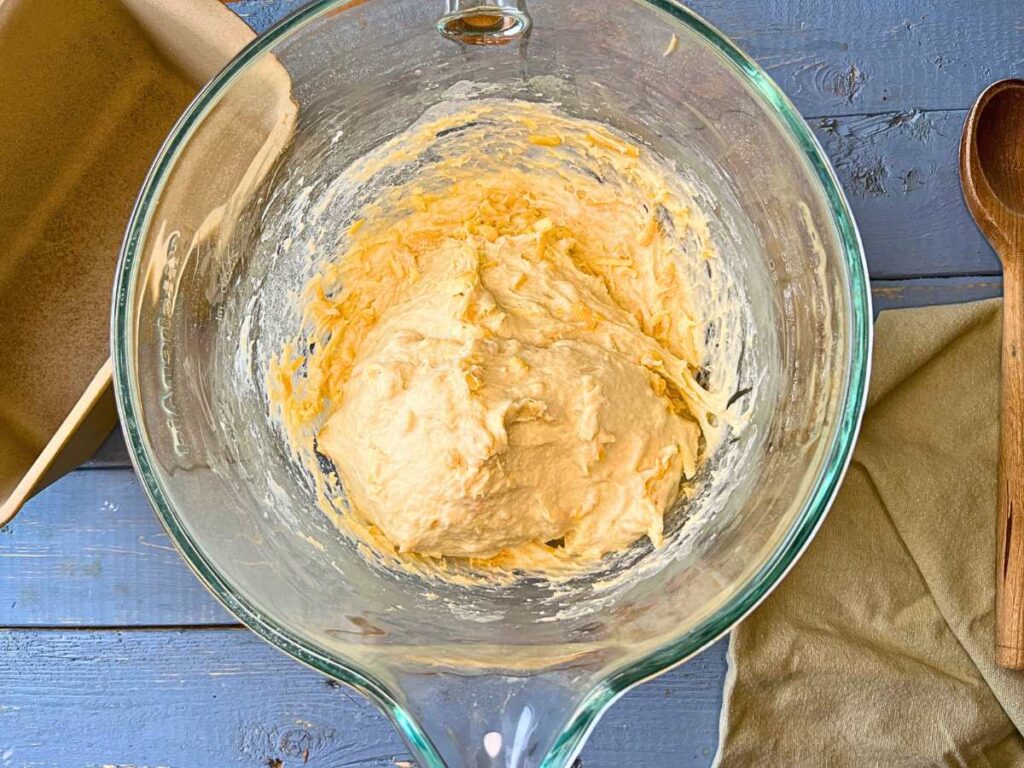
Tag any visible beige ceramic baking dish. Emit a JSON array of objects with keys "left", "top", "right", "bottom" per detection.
[{"left": 0, "top": 0, "right": 259, "bottom": 525}]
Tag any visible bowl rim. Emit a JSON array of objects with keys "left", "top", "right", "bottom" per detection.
[{"left": 111, "top": 0, "right": 872, "bottom": 764}]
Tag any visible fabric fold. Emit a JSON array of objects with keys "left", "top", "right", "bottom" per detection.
[{"left": 716, "top": 299, "right": 1024, "bottom": 767}]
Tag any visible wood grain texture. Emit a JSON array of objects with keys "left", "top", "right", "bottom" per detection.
[
  {"left": 812, "top": 109, "right": 1000, "bottom": 277},
  {"left": 0, "top": 629, "right": 726, "bottom": 768},
  {"left": 699, "top": 0, "right": 1020, "bottom": 276},
  {"left": 687, "top": 0, "right": 1024, "bottom": 118},
  {"left": 996, "top": 261, "right": 1024, "bottom": 668},
  {"left": 959, "top": 80, "right": 1024, "bottom": 669}
]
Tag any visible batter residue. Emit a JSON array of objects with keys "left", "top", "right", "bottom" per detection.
[{"left": 269, "top": 100, "right": 730, "bottom": 571}]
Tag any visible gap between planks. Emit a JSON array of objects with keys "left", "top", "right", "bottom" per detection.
[{"left": 803, "top": 106, "right": 968, "bottom": 123}]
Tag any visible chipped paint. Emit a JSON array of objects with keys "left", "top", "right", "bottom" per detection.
[
  {"left": 829, "top": 63, "right": 867, "bottom": 104},
  {"left": 848, "top": 155, "right": 889, "bottom": 197}
]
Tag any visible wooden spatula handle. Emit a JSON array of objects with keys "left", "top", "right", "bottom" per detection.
[{"left": 997, "top": 258, "right": 1024, "bottom": 669}]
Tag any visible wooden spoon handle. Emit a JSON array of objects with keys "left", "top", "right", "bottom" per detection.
[{"left": 997, "top": 259, "right": 1024, "bottom": 669}]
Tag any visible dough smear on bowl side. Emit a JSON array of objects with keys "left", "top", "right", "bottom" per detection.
[{"left": 268, "top": 100, "right": 732, "bottom": 573}]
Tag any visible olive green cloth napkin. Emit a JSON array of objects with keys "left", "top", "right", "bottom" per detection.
[{"left": 715, "top": 299, "right": 1024, "bottom": 767}]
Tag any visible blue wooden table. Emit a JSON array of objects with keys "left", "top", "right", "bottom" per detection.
[{"left": 1, "top": 1, "right": 1017, "bottom": 765}]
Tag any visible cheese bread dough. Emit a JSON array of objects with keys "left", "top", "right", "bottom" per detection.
[{"left": 269, "top": 100, "right": 726, "bottom": 569}]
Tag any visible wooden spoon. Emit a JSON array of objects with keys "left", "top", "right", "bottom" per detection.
[{"left": 961, "top": 78, "right": 1024, "bottom": 670}]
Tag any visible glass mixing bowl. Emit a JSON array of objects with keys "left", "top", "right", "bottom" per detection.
[{"left": 111, "top": 1, "right": 871, "bottom": 765}]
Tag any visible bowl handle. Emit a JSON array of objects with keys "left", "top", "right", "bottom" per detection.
[{"left": 437, "top": 0, "right": 532, "bottom": 45}]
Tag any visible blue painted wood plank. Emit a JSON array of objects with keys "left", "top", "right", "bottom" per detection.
[
  {"left": 811, "top": 110, "right": 999, "bottom": 278},
  {"left": 0, "top": 629, "right": 726, "bottom": 768},
  {"left": 687, "top": 0, "right": 1024, "bottom": 118},
  {"left": 0, "top": 471, "right": 232, "bottom": 627},
  {"left": 228, "top": 0, "right": 309, "bottom": 34}
]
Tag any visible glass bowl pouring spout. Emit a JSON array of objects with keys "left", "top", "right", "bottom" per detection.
[
  {"left": 392, "top": 662, "right": 601, "bottom": 767},
  {"left": 111, "top": 0, "right": 870, "bottom": 766}
]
